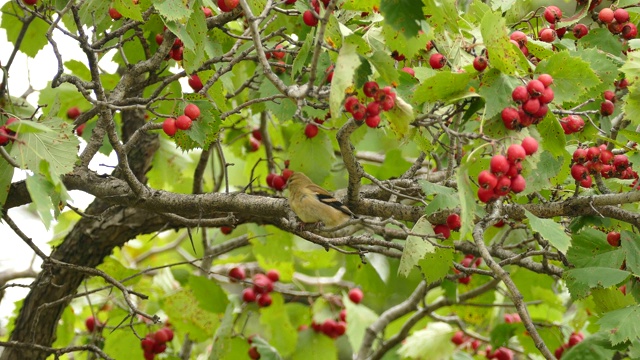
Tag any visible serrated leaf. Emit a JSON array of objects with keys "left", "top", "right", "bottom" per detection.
[
  {"left": 162, "top": 288, "right": 220, "bottom": 342},
  {"left": 525, "top": 210, "right": 571, "bottom": 253},
  {"left": 291, "top": 330, "right": 337, "bottom": 360},
  {"left": 621, "top": 231, "right": 640, "bottom": 274},
  {"left": 457, "top": 162, "right": 476, "bottom": 240},
  {"left": 624, "top": 84, "right": 640, "bottom": 126},
  {"left": 188, "top": 274, "right": 229, "bottom": 313},
  {"left": 414, "top": 71, "right": 474, "bottom": 104},
  {"left": 154, "top": 0, "right": 192, "bottom": 22},
  {"left": 367, "top": 50, "right": 398, "bottom": 86},
  {"left": 566, "top": 228, "right": 625, "bottom": 269},
  {"left": 385, "top": 96, "right": 413, "bottom": 141},
  {"left": 561, "top": 332, "right": 619, "bottom": 360},
  {"left": 379, "top": 0, "right": 422, "bottom": 38},
  {"left": 344, "top": 298, "right": 378, "bottom": 354},
  {"left": 25, "top": 174, "right": 54, "bottom": 229},
  {"left": 398, "top": 216, "right": 435, "bottom": 277},
  {"left": 564, "top": 267, "right": 629, "bottom": 289},
  {"left": 579, "top": 28, "right": 624, "bottom": 56},
  {"left": 1, "top": 2, "right": 49, "bottom": 57},
  {"left": 287, "top": 124, "right": 334, "bottom": 183},
  {"left": 480, "top": 11, "right": 529, "bottom": 76},
  {"left": 397, "top": 322, "right": 456, "bottom": 359},
  {"left": 597, "top": 305, "right": 640, "bottom": 345},
  {"left": 330, "top": 36, "right": 361, "bottom": 118},
  {"left": 174, "top": 96, "right": 222, "bottom": 151},
  {"left": 114, "top": 0, "right": 143, "bottom": 21},
  {"left": 592, "top": 288, "right": 636, "bottom": 314},
  {"left": 418, "top": 246, "right": 455, "bottom": 284},
  {"left": 535, "top": 51, "right": 601, "bottom": 106},
  {"left": 292, "top": 31, "right": 314, "bottom": 79},
  {"left": 477, "top": 69, "right": 522, "bottom": 119}
]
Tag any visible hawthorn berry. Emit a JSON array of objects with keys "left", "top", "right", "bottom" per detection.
[
  {"left": 348, "top": 288, "right": 363, "bottom": 303},
  {"left": 282, "top": 168, "right": 293, "bottom": 182},
  {"left": 162, "top": 118, "right": 177, "bottom": 136},
  {"left": 446, "top": 214, "right": 461, "bottom": 231},
  {"left": 510, "top": 175, "right": 526, "bottom": 193},
  {"left": 67, "top": 107, "right": 81, "bottom": 120},
  {"left": 507, "top": 144, "right": 527, "bottom": 164},
  {"left": 85, "top": 316, "right": 97, "bottom": 332},
  {"left": 478, "top": 170, "right": 498, "bottom": 190},
  {"left": 526, "top": 80, "right": 545, "bottom": 97},
  {"left": 184, "top": 104, "right": 200, "bottom": 120},
  {"left": 494, "top": 176, "right": 511, "bottom": 196},
  {"left": 257, "top": 293, "right": 272, "bottom": 307},
  {"left": 401, "top": 67, "right": 415, "bottom": 76},
  {"left": 543, "top": 6, "right": 562, "bottom": 23},
  {"left": 303, "top": 10, "right": 318, "bottom": 26},
  {"left": 573, "top": 24, "right": 589, "bottom": 39},
  {"left": 266, "top": 269, "right": 280, "bottom": 282},
  {"left": 614, "top": 8, "right": 630, "bottom": 23},
  {"left": 434, "top": 224, "right": 451, "bottom": 239},
  {"left": 509, "top": 31, "right": 527, "bottom": 47},
  {"left": 538, "top": 27, "right": 556, "bottom": 42},
  {"left": 607, "top": 231, "right": 621, "bottom": 247},
  {"left": 188, "top": 74, "right": 204, "bottom": 92},
  {"left": 490, "top": 155, "right": 510, "bottom": 176},
  {"left": 600, "top": 100, "right": 614, "bottom": 116},
  {"left": 365, "top": 115, "right": 380, "bottom": 128},
  {"left": 175, "top": 115, "right": 192, "bottom": 130},
  {"left": 429, "top": 53, "right": 446, "bottom": 69},
  {"left": 242, "top": 288, "right": 257, "bottom": 302},
  {"left": 363, "top": 81, "right": 379, "bottom": 97},
  {"left": 451, "top": 331, "right": 465, "bottom": 345},
  {"left": 511, "top": 86, "right": 529, "bottom": 103},
  {"left": 571, "top": 164, "right": 588, "bottom": 181},
  {"left": 272, "top": 175, "right": 286, "bottom": 191},
  {"left": 473, "top": 56, "right": 488, "bottom": 72},
  {"left": 521, "top": 137, "right": 538, "bottom": 155},
  {"left": 108, "top": 8, "right": 122, "bottom": 20},
  {"left": 229, "top": 267, "right": 246, "bottom": 281},
  {"left": 305, "top": 124, "right": 319, "bottom": 138}
]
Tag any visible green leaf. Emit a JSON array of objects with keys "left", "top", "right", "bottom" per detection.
[
  {"left": 96, "top": 257, "right": 140, "bottom": 285},
  {"left": 385, "top": 96, "right": 413, "bottom": 141},
  {"left": 414, "top": 71, "right": 474, "bottom": 104},
  {"left": 457, "top": 162, "right": 477, "bottom": 240},
  {"left": 379, "top": 0, "right": 423, "bottom": 38},
  {"left": 260, "top": 293, "right": 297, "bottom": 357},
  {"left": 292, "top": 32, "right": 314, "bottom": 79},
  {"left": 188, "top": 274, "right": 230, "bottom": 313},
  {"left": 154, "top": 0, "right": 192, "bottom": 22},
  {"left": 287, "top": 124, "right": 335, "bottom": 183},
  {"left": 330, "top": 36, "right": 361, "bottom": 117},
  {"left": 566, "top": 228, "right": 625, "bottom": 269},
  {"left": 418, "top": 246, "right": 455, "bottom": 284},
  {"left": 480, "top": 11, "right": 529, "bottom": 76},
  {"left": 398, "top": 216, "right": 435, "bottom": 277},
  {"left": 181, "top": 9, "right": 210, "bottom": 73},
  {"left": 621, "top": 231, "right": 640, "bottom": 274},
  {"left": 0, "top": 155, "right": 15, "bottom": 211},
  {"left": 367, "top": 50, "right": 398, "bottom": 86},
  {"left": 174, "top": 96, "right": 222, "bottom": 151},
  {"left": 252, "top": 336, "right": 285, "bottom": 360},
  {"left": 524, "top": 210, "right": 571, "bottom": 253},
  {"left": 64, "top": 60, "right": 92, "bottom": 81},
  {"left": 162, "top": 288, "right": 221, "bottom": 342},
  {"left": 591, "top": 288, "right": 636, "bottom": 314},
  {"left": 291, "top": 330, "right": 337, "bottom": 360},
  {"left": 114, "top": 0, "right": 143, "bottom": 21},
  {"left": 564, "top": 267, "right": 629, "bottom": 289},
  {"left": 344, "top": 298, "right": 378, "bottom": 354},
  {"left": 597, "top": 305, "right": 640, "bottom": 345},
  {"left": 1, "top": 2, "right": 49, "bottom": 57},
  {"left": 397, "top": 322, "right": 456, "bottom": 360},
  {"left": 535, "top": 51, "right": 601, "bottom": 106},
  {"left": 341, "top": 0, "right": 377, "bottom": 11},
  {"left": 579, "top": 28, "right": 624, "bottom": 56},
  {"left": 25, "top": 174, "right": 55, "bottom": 229},
  {"left": 477, "top": 69, "right": 522, "bottom": 119},
  {"left": 561, "top": 332, "right": 619, "bottom": 360}
]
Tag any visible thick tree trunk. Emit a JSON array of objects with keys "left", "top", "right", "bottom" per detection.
[{"left": 2, "top": 102, "right": 162, "bottom": 359}]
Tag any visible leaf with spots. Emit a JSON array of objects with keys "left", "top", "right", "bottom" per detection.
[
  {"left": 480, "top": 11, "right": 529, "bottom": 76},
  {"left": 379, "top": 0, "right": 423, "bottom": 39},
  {"left": 535, "top": 51, "right": 601, "bottom": 106},
  {"left": 598, "top": 305, "right": 640, "bottom": 345},
  {"left": 477, "top": 68, "right": 522, "bottom": 119}
]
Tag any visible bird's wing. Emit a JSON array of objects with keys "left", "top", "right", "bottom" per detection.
[{"left": 308, "top": 184, "right": 356, "bottom": 218}]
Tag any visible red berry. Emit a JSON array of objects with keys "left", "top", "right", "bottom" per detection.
[
  {"left": 184, "top": 104, "right": 200, "bottom": 120},
  {"left": 434, "top": 224, "right": 450, "bottom": 239},
  {"left": 478, "top": 170, "right": 498, "bottom": 190},
  {"left": 507, "top": 144, "right": 527, "bottom": 164},
  {"left": 242, "top": 288, "right": 257, "bottom": 302},
  {"left": 220, "top": 226, "right": 233, "bottom": 234},
  {"left": 501, "top": 107, "right": 521, "bottom": 130},
  {"left": 603, "top": 90, "right": 616, "bottom": 103},
  {"left": 202, "top": 6, "right": 213, "bottom": 17},
  {"left": 344, "top": 96, "right": 359, "bottom": 113},
  {"left": 272, "top": 175, "right": 286, "bottom": 191},
  {"left": 477, "top": 187, "right": 497, "bottom": 203},
  {"left": 141, "top": 337, "right": 155, "bottom": 352},
  {"left": 85, "top": 316, "right": 97, "bottom": 332},
  {"left": 539, "top": 87, "right": 554, "bottom": 104},
  {"left": 350, "top": 102, "right": 367, "bottom": 121},
  {"left": 510, "top": 175, "right": 526, "bottom": 193},
  {"left": 526, "top": 80, "right": 545, "bottom": 97},
  {"left": 473, "top": 56, "right": 488, "bottom": 72},
  {"left": 566, "top": 115, "right": 585, "bottom": 133},
  {"left": 451, "top": 330, "right": 465, "bottom": 345},
  {"left": 281, "top": 168, "right": 293, "bottom": 182},
  {"left": 573, "top": 24, "right": 589, "bottom": 39},
  {"left": 490, "top": 155, "right": 510, "bottom": 176},
  {"left": 273, "top": 44, "right": 285, "bottom": 59},
  {"left": 303, "top": 10, "right": 318, "bottom": 26},
  {"left": 75, "top": 123, "right": 86, "bottom": 137},
  {"left": 266, "top": 269, "right": 280, "bottom": 282},
  {"left": 366, "top": 102, "right": 381, "bottom": 116},
  {"left": 599, "top": 8, "right": 614, "bottom": 23},
  {"left": 154, "top": 328, "right": 171, "bottom": 343},
  {"left": 304, "top": 124, "right": 319, "bottom": 138},
  {"left": 505, "top": 162, "right": 523, "bottom": 178},
  {"left": 67, "top": 107, "right": 81, "bottom": 120},
  {"left": 571, "top": 164, "right": 588, "bottom": 181},
  {"left": 175, "top": 115, "right": 192, "bottom": 130},
  {"left": 248, "top": 346, "right": 261, "bottom": 360},
  {"left": 23, "top": 0, "right": 37, "bottom": 5},
  {"left": 334, "top": 321, "right": 347, "bottom": 336},
  {"left": 218, "top": 0, "right": 239, "bottom": 12},
  {"left": 391, "top": 50, "right": 405, "bottom": 61},
  {"left": 363, "top": 81, "right": 379, "bottom": 97},
  {"left": 429, "top": 53, "right": 446, "bottom": 69},
  {"left": 109, "top": 7, "right": 122, "bottom": 20},
  {"left": 613, "top": 155, "right": 629, "bottom": 172},
  {"left": 229, "top": 267, "right": 245, "bottom": 281},
  {"left": 622, "top": 23, "right": 637, "bottom": 40},
  {"left": 339, "top": 309, "right": 347, "bottom": 322},
  {"left": 607, "top": 231, "right": 621, "bottom": 247},
  {"left": 600, "top": 100, "right": 615, "bottom": 116},
  {"left": 494, "top": 176, "right": 511, "bottom": 196},
  {"left": 401, "top": 67, "right": 415, "bottom": 76},
  {"left": 554, "top": 346, "right": 565, "bottom": 359},
  {"left": 510, "top": 31, "right": 527, "bottom": 47},
  {"left": 188, "top": 74, "right": 203, "bottom": 92},
  {"left": 257, "top": 293, "right": 272, "bottom": 307},
  {"left": 511, "top": 86, "right": 529, "bottom": 103},
  {"left": 379, "top": 95, "right": 395, "bottom": 111},
  {"left": 253, "top": 274, "right": 274, "bottom": 294},
  {"left": 544, "top": 6, "right": 562, "bottom": 23},
  {"left": 522, "top": 98, "right": 540, "bottom": 115},
  {"left": 365, "top": 115, "right": 380, "bottom": 128},
  {"left": 586, "top": 146, "right": 601, "bottom": 162},
  {"left": 322, "top": 319, "right": 337, "bottom": 338},
  {"left": 348, "top": 288, "right": 363, "bottom": 303},
  {"left": 458, "top": 276, "right": 471, "bottom": 284},
  {"left": 614, "top": 8, "right": 630, "bottom": 23},
  {"left": 521, "top": 137, "right": 538, "bottom": 155},
  {"left": 162, "top": 118, "right": 177, "bottom": 136},
  {"left": 538, "top": 27, "right": 556, "bottom": 42},
  {"left": 446, "top": 214, "right": 461, "bottom": 231}
]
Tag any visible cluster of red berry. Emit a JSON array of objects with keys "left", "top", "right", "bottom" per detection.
[
  {"left": 266, "top": 167, "right": 293, "bottom": 191},
  {"left": 477, "top": 138, "right": 538, "bottom": 203},
  {"left": 559, "top": 115, "right": 585, "bottom": 135},
  {"left": 229, "top": 267, "right": 280, "bottom": 308},
  {"left": 162, "top": 104, "right": 201, "bottom": 136},
  {"left": 0, "top": 117, "right": 18, "bottom": 146},
  {"left": 554, "top": 332, "right": 584, "bottom": 359},
  {"left": 344, "top": 81, "right": 396, "bottom": 128},
  {"left": 454, "top": 254, "right": 482, "bottom": 285},
  {"left": 537, "top": 6, "right": 564, "bottom": 43},
  {"left": 155, "top": 28, "right": 186, "bottom": 62},
  {"left": 451, "top": 330, "right": 514, "bottom": 360},
  {"left": 66, "top": 107, "right": 87, "bottom": 136},
  {"left": 433, "top": 213, "right": 461, "bottom": 240},
  {"left": 570, "top": 144, "right": 636, "bottom": 188},
  {"left": 501, "top": 74, "right": 554, "bottom": 130},
  {"left": 310, "top": 310, "right": 347, "bottom": 339},
  {"left": 140, "top": 327, "right": 174, "bottom": 360},
  {"left": 598, "top": 7, "right": 637, "bottom": 39}
]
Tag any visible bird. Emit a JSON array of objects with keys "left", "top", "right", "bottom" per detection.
[{"left": 286, "top": 172, "right": 357, "bottom": 229}]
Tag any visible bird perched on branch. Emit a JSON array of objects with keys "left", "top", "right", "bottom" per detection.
[{"left": 287, "top": 172, "right": 357, "bottom": 229}]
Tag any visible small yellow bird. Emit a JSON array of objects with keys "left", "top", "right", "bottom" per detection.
[{"left": 287, "top": 172, "right": 356, "bottom": 228}]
